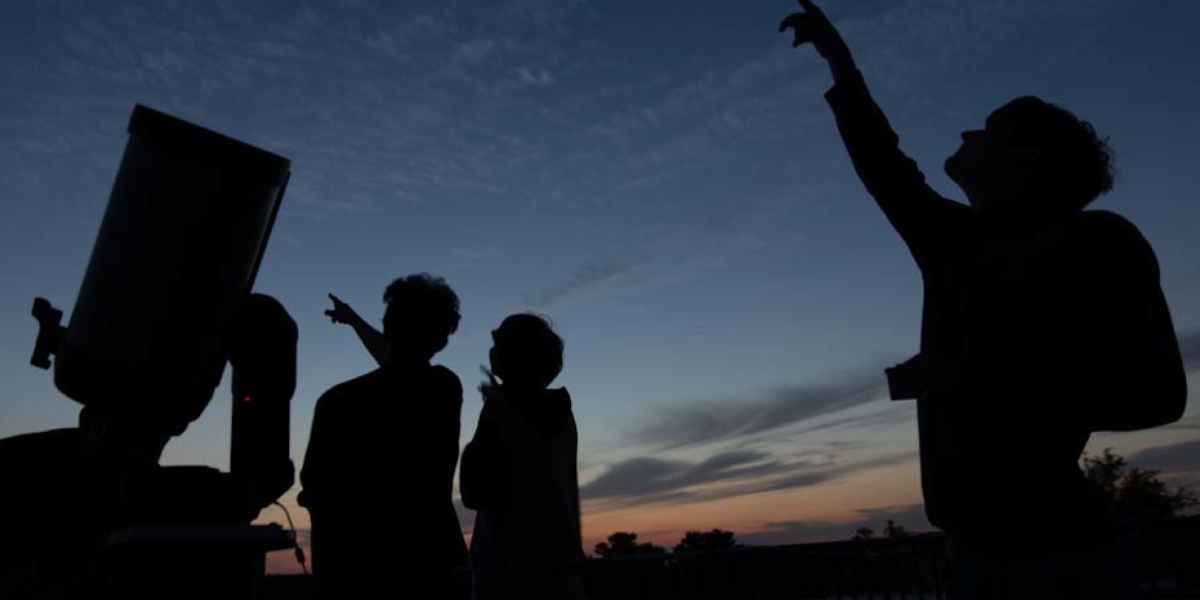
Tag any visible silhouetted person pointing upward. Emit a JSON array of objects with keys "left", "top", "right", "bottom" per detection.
[
  {"left": 323, "top": 292, "right": 393, "bottom": 367},
  {"left": 299, "top": 275, "right": 467, "bottom": 599},
  {"left": 779, "top": 1, "right": 1186, "bottom": 598}
]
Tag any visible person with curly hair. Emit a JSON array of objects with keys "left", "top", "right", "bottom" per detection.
[
  {"left": 778, "top": 2, "right": 1186, "bottom": 597},
  {"left": 300, "top": 274, "right": 467, "bottom": 599}
]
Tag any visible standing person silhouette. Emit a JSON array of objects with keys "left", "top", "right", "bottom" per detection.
[
  {"left": 460, "top": 314, "right": 586, "bottom": 600},
  {"left": 299, "top": 274, "right": 468, "bottom": 599},
  {"left": 778, "top": 2, "right": 1186, "bottom": 598}
]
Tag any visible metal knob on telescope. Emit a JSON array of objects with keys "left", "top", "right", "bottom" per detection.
[{"left": 30, "top": 297, "right": 65, "bottom": 370}]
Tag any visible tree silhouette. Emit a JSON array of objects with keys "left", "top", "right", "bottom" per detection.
[
  {"left": 673, "top": 529, "right": 740, "bottom": 553},
  {"left": 883, "top": 519, "right": 910, "bottom": 539},
  {"left": 851, "top": 527, "right": 875, "bottom": 541},
  {"left": 851, "top": 520, "right": 910, "bottom": 541},
  {"left": 1083, "top": 448, "right": 1198, "bottom": 519},
  {"left": 594, "top": 532, "right": 666, "bottom": 558}
]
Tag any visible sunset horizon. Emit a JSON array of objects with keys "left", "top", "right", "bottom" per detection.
[{"left": 3, "top": 0, "right": 1199, "bottom": 588}]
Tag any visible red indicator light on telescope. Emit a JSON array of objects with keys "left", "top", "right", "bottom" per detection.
[{"left": 243, "top": 395, "right": 253, "bottom": 403}]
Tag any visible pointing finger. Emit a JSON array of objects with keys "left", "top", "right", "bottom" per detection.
[{"left": 779, "top": 13, "right": 804, "bottom": 32}]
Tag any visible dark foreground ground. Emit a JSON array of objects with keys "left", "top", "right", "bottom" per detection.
[{"left": 264, "top": 516, "right": 1200, "bottom": 600}]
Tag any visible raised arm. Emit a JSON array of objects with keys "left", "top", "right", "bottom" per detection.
[
  {"left": 325, "top": 293, "right": 391, "bottom": 366},
  {"left": 459, "top": 396, "right": 509, "bottom": 511},
  {"left": 780, "top": 0, "right": 968, "bottom": 269}
]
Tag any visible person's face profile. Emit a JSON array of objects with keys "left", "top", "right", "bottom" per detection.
[
  {"left": 946, "top": 108, "right": 1036, "bottom": 210},
  {"left": 488, "top": 339, "right": 505, "bottom": 382}
]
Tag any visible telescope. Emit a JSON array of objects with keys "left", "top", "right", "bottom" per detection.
[{"left": 1, "top": 105, "right": 297, "bottom": 598}]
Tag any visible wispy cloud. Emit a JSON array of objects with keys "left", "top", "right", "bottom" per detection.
[
  {"left": 570, "top": 355, "right": 915, "bottom": 514},
  {"left": 632, "top": 363, "right": 891, "bottom": 450},
  {"left": 0, "top": 0, "right": 603, "bottom": 224},
  {"left": 498, "top": 0, "right": 595, "bottom": 30},
  {"left": 788, "top": 403, "right": 915, "bottom": 438},
  {"left": 832, "top": 0, "right": 1126, "bottom": 96},
  {"left": 582, "top": 447, "right": 916, "bottom": 510},
  {"left": 516, "top": 66, "right": 554, "bottom": 87},
  {"left": 582, "top": 450, "right": 791, "bottom": 502},
  {"left": 528, "top": 259, "right": 647, "bottom": 308},
  {"left": 1131, "top": 439, "right": 1200, "bottom": 475}
]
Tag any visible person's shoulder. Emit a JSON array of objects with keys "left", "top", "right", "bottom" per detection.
[
  {"left": 1075, "top": 210, "right": 1147, "bottom": 244},
  {"left": 428, "top": 364, "right": 464, "bottom": 397},
  {"left": 547, "top": 387, "right": 575, "bottom": 416},
  {"left": 549, "top": 387, "right": 579, "bottom": 442},
  {"left": 1073, "top": 210, "right": 1143, "bottom": 238},
  {"left": 315, "top": 370, "right": 386, "bottom": 409},
  {"left": 549, "top": 387, "right": 572, "bottom": 404},
  {"left": 1075, "top": 210, "right": 1156, "bottom": 256},
  {"left": 1059, "top": 210, "right": 1160, "bottom": 278}
]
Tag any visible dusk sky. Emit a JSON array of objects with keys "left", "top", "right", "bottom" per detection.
[{"left": 2, "top": 0, "right": 1199, "bottom": 574}]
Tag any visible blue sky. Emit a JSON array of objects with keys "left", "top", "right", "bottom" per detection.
[{"left": 2, "top": 0, "right": 1199, "bottom": 568}]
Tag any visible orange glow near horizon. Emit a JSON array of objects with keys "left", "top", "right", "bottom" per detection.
[
  {"left": 578, "top": 458, "right": 923, "bottom": 552},
  {"left": 263, "top": 456, "right": 925, "bottom": 575}
]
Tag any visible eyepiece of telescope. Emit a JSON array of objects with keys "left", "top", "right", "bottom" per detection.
[{"left": 30, "top": 297, "right": 65, "bottom": 370}]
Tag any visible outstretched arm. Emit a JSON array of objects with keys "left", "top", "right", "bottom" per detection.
[
  {"left": 780, "top": 0, "right": 967, "bottom": 269},
  {"left": 325, "top": 293, "right": 391, "bottom": 366},
  {"left": 459, "top": 399, "right": 508, "bottom": 510}
]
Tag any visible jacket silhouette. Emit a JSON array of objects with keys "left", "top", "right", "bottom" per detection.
[{"left": 825, "top": 69, "right": 1186, "bottom": 546}]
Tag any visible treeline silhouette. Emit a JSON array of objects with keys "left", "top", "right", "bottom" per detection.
[
  {"left": 592, "top": 448, "right": 1198, "bottom": 558},
  {"left": 593, "top": 529, "right": 742, "bottom": 559}
]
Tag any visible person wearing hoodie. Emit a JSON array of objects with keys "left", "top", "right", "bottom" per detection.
[{"left": 460, "top": 314, "right": 586, "bottom": 600}]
